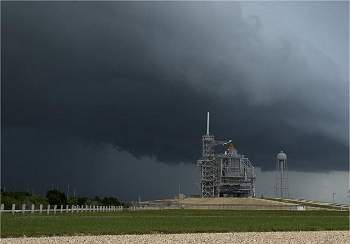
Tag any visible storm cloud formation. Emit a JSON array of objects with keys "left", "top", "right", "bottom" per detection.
[{"left": 1, "top": 2, "right": 348, "bottom": 198}]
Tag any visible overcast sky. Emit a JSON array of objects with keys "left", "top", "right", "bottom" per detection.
[{"left": 1, "top": 1, "right": 349, "bottom": 202}]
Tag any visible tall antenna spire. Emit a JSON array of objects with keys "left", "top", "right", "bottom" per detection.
[{"left": 206, "top": 112, "right": 210, "bottom": 135}]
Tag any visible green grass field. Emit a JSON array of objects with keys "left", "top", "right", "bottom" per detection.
[{"left": 1, "top": 210, "right": 349, "bottom": 237}]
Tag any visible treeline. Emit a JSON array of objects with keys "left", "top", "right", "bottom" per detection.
[{"left": 1, "top": 189, "right": 124, "bottom": 210}]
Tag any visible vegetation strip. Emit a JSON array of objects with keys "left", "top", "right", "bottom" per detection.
[{"left": 2, "top": 210, "right": 348, "bottom": 237}]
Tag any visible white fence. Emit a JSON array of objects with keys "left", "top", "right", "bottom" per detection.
[{"left": 0, "top": 203, "right": 123, "bottom": 214}]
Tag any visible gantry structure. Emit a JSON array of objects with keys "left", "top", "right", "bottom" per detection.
[{"left": 197, "top": 112, "right": 256, "bottom": 197}]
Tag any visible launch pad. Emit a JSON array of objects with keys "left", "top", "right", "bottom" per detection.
[{"left": 197, "top": 112, "right": 256, "bottom": 197}]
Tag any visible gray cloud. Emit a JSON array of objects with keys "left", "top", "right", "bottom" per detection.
[
  {"left": 3, "top": 127, "right": 348, "bottom": 203},
  {"left": 2, "top": 0, "right": 348, "bottom": 198}
]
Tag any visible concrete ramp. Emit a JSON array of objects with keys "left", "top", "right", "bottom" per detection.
[
  {"left": 140, "top": 197, "right": 301, "bottom": 210},
  {"left": 178, "top": 197, "right": 297, "bottom": 210}
]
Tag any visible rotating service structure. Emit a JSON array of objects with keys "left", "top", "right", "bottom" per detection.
[{"left": 197, "top": 112, "right": 256, "bottom": 197}]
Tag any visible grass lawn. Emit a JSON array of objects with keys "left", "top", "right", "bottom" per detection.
[{"left": 1, "top": 210, "right": 349, "bottom": 237}]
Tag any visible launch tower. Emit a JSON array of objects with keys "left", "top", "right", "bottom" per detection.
[{"left": 197, "top": 112, "right": 256, "bottom": 197}]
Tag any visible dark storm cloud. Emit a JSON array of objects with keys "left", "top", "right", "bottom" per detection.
[{"left": 2, "top": 0, "right": 348, "bottom": 181}]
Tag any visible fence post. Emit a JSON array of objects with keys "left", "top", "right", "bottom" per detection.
[
  {"left": 39, "top": 204, "right": 43, "bottom": 214},
  {"left": 66, "top": 205, "right": 69, "bottom": 213},
  {"left": 54, "top": 205, "right": 57, "bottom": 214},
  {"left": 1, "top": 203, "right": 4, "bottom": 211},
  {"left": 60, "top": 205, "right": 63, "bottom": 213},
  {"left": 31, "top": 204, "right": 35, "bottom": 214},
  {"left": 12, "top": 204, "right": 16, "bottom": 214},
  {"left": 22, "top": 204, "right": 26, "bottom": 214},
  {"left": 47, "top": 204, "right": 50, "bottom": 214}
]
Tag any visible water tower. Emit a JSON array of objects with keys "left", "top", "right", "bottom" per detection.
[{"left": 275, "top": 151, "right": 289, "bottom": 198}]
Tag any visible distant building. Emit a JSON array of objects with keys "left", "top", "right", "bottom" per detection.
[{"left": 197, "top": 112, "right": 256, "bottom": 197}]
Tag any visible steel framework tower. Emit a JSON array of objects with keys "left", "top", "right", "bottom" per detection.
[
  {"left": 275, "top": 151, "right": 289, "bottom": 198},
  {"left": 198, "top": 112, "right": 217, "bottom": 197},
  {"left": 197, "top": 112, "right": 256, "bottom": 198}
]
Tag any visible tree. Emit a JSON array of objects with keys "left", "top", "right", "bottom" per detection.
[
  {"left": 30, "top": 194, "right": 48, "bottom": 206},
  {"left": 101, "top": 197, "right": 121, "bottom": 206},
  {"left": 46, "top": 189, "right": 67, "bottom": 205},
  {"left": 67, "top": 197, "right": 78, "bottom": 205},
  {"left": 77, "top": 197, "right": 87, "bottom": 206}
]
